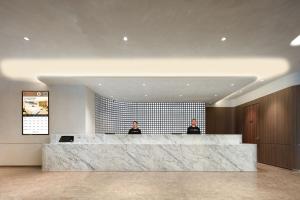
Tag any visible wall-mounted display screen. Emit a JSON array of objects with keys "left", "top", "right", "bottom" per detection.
[{"left": 22, "top": 91, "right": 49, "bottom": 135}]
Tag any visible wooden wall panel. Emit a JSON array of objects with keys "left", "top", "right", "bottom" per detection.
[
  {"left": 258, "top": 144, "right": 293, "bottom": 169},
  {"left": 205, "top": 85, "right": 300, "bottom": 169},
  {"left": 235, "top": 86, "right": 299, "bottom": 169},
  {"left": 205, "top": 107, "right": 236, "bottom": 134},
  {"left": 205, "top": 107, "right": 216, "bottom": 133},
  {"left": 295, "top": 85, "right": 300, "bottom": 169}
]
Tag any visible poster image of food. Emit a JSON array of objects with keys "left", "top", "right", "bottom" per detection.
[{"left": 22, "top": 91, "right": 49, "bottom": 116}]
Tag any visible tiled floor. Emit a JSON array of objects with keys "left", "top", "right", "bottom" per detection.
[{"left": 0, "top": 164, "right": 299, "bottom": 200}]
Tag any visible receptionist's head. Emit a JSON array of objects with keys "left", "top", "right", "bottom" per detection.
[
  {"left": 191, "top": 119, "right": 197, "bottom": 127},
  {"left": 132, "top": 121, "right": 139, "bottom": 129}
]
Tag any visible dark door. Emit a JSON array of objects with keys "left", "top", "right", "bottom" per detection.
[
  {"left": 243, "top": 104, "right": 259, "bottom": 144},
  {"left": 243, "top": 104, "right": 260, "bottom": 162}
]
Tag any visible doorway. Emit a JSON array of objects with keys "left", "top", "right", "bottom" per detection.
[
  {"left": 243, "top": 104, "right": 259, "bottom": 144},
  {"left": 243, "top": 103, "right": 259, "bottom": 161}
]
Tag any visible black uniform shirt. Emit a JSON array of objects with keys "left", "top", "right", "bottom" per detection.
[
  {"left": 128, "top": 128, "right": 142, "bottom": 134},
  {"left": 187, "top": 126, "right": 201, "bottom": 134}
]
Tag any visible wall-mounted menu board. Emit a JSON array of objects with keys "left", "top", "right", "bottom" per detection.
[{"left": 22, "top": 91, "right": 49, "bottom": 135}]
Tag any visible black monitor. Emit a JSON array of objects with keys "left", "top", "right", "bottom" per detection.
[{"left": 59, "top": 136, "right": 74, "bottom": 142}]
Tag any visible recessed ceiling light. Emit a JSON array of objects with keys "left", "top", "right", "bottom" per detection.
[
  {"left": 110, "top": 96, "right": 114, "bottom": 98},
  {"left": 23, "top": 37, "right": 30, "bottom": 41},
  {"left": 214, "top": 94, "right": 218, "bottom": 97},
  {"left": 179, "top": 94, "right": 183, "bottom": 97},
  {"left": 142, "top": 83, "right": 146, "bottom": 87},
  {"left": 144, "top": 94, "right": 148, "bottom": 97},
  {"left": 98, "top": 83, "right": 102, "bottom": 86},
  {"left": 186, "top": 83, "right": 190, "bottom": 86},
  {"left": 230, "top": 83, "right": 235, "bottom": 87},
  {"left": 290, "top": 35, "right": 300, "bottom": 46},
  {"left": 123, "top": 36, "right": 128, "bottom": 41},
  {"left": 221, "top": 37, "right": 226, "bottom": 42}
]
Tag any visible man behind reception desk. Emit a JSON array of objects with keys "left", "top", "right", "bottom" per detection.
[
  {"left": 187, "top": 119, "right": 201, "bottom": 134},
  {"left": 128, "top": 121, "right": 142, "bottom": 134}
]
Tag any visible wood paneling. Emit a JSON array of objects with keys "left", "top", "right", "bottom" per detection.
[
  {"left": 235, "top": 86, "right": 299, "bottom": 169},
  {"left": 205, "top": 85, "right": 300, "bottom": 169},
  {"left": 206, "top": 107, "right": 236, "bottom": 134},
  {"left": 295, "top": 85, "right": 300, "bottom": 169},
  {"left": 258, "top": 144, "right": 293, "bottom": 169}
]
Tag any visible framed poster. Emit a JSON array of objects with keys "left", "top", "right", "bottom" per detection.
[{"left": 22, "top": 91, "right": 49, "bottom": 135}]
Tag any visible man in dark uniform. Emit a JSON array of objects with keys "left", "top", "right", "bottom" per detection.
[
  {"left": 187, "top": 119, "right": 201, "bottom": 134},
  {"left": 128, "top": 121, "right": 142, "bottom": 134}
]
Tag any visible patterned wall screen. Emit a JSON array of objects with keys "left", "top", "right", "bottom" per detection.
[{"left": 96, "top": 95, "right": 206, "bottom": 134}]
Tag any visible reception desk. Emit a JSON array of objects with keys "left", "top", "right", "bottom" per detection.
[{"left": 43, "top": 134, "right": 256, "bottom": 171}]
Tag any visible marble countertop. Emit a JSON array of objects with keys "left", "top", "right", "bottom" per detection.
[
  {"left": 50, "top": 134, "right": 242, "bottom": 145},
  {"left": 44, "top": 134, "right": 256, "bottom": 171}
]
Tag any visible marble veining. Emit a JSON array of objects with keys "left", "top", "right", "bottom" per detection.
[
  {"left": 50, "top": 134, "right": 242, "bottom": 145},
  {"left": 44, "top": 134, "right": 255, "bottom": 172},
  {"left": 43, "top": 143, "right": 256, "bottom": 172}
]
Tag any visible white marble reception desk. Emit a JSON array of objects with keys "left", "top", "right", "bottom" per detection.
[{"left": 43, "top": 134, "right": 257, "bottom": 171}]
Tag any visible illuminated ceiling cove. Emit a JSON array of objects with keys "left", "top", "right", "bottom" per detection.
[{"left": 0, "top": 58, "right": 289, "bottom": 104}]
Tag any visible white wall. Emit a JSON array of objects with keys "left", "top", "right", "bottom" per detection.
[
  {"left": 0, "top": 78, "right": 49, "bottom": 165},
  {"left": 49, "top": 85, "right": 86, "bottom": 135},
  {"left": 0, "top": 76, "right": 95, "bottom": 166},
  {"left": 49, "top": 85, "right": 96, "bottom": 135}
]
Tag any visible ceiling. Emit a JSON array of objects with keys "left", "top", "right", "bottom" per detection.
[
  {"left": 0, "top": 0, "right": 299, "bottom": 103},
  {"left": 40, "top": 77, "right": 256, "bottom": 103}
]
